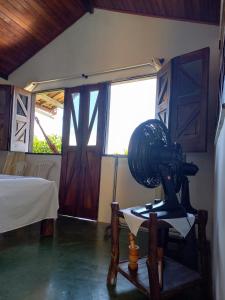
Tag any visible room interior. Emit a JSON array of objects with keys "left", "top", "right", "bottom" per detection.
[{"left": 0, "top": 1, "right": 224, "bottom": 299}]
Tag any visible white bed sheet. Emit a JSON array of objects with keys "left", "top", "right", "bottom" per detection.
[{"left": 0, "top": 174, "right": 59, "bottom": 233}]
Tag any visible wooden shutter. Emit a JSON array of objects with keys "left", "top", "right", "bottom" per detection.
[
  {"left": 155, "top": 62, "right": 171, "bottom": 127},
  {"left": 170, "top": 48, "right": 209, "bottom": 152},
  {"left": 60, "top": 83, "right": 109, "bottom": 220},
  {"left": 0, "top": 85, "right": 12, "bottom": 150},
  {"left": 156, "top": 48, "right": 209, "bottom": 152},
  {"left": 10, "top": 87, "right": 31, "bottom": 152}
]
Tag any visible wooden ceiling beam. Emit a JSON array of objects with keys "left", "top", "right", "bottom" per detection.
[
  {"left": 36, "top": 94, "right": 63, "bottom": 109},
  {"left": 35, "top": 105, "right": 56, "bottom": 117},
  {"left": 83, "top": 0, "right": 94, "bottom": 14},
  {"left": 0, "top": 72, "right": 8, "bottom": 80},
  {"left": 94, "top": 0, "right": 220, "bottom": 25}
]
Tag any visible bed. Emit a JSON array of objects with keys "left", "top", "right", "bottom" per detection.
[{"left": 0, "top": 174, "right": 59, "bottom": 234}]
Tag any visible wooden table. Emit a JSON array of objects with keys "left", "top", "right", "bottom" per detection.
[{"left": 107, "top": 202, "right": 210, "bottom": 300}]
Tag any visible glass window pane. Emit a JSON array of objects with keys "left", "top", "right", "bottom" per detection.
[
  {"left": 19, "top": 94, "right": 28, "bottom": 109},
  {"left": 158, "top": 74, "right": 168, "bottom": 104},
  {"left": 107, "top": 78, "right": 156, "bottom": 154},
  {"left": 72, "top": 92, "right": 80, "bottom": 127},
  {"left": 88, "top": 110, "right": 98, "bottom": 146},
  {"left": 89, "top": 90, "right": 99, "bottom": 125},
  {"left": 69, "top": 112, "right": 77, "bottom": 146},
  {"left": 87, "top": 90, "right": 99, "bottom": 146},
  {"left": 33, "top": 90, "right": 64, "bottom": 154},
  {"left": 17, "top": 101, "right": 27, "bottom": 116}
]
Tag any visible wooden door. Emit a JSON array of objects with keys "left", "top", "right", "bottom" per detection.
[
  {"left": 0, "top": 85, "right": 12, "bottom": 150},
  {"left": 170, "top": 48, "right": 209, "bottom": 152},
  {"left": 59, "top": 83, "right": 109, "bottom": 220},
  {"left": 10, "top": 87, "right": 31, "bottom": 152}
]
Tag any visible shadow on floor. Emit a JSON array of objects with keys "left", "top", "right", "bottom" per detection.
[{"left": 0, "top": 217, "right": 201, "bottom": 300}]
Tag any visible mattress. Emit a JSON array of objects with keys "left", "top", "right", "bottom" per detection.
[{"left": 0, "top": 174, "right": 59, "bottom": 233}]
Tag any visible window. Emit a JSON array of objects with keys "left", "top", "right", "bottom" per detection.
[
  {"left": 88, "top": 90, "right": 99, "bottom": 146},
  {"left": 69, "top": 92, "right": 80, "bottom": 146},
  {"left": 32, "top": 90, "right": 64, "bottom": 154},
  {"left": 107, "top": 77, "right": 157, "bottom": 154}
]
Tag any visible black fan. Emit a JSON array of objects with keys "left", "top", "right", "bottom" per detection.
[{"left": 128, "top": 119, "right": 198, "bottom": 219}]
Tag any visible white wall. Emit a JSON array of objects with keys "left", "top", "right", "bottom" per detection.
[
  {"left": 7, "top": 9, "right": 219, "bottom": 238},
  {"left": 98, "top": 157, "right": 159, "bottom": 223},
  {"left": 9, "top": 9, "right": 219, "bottom": 92},
  {"left": 214, "top": 115, "right": 225, "bottom": 300}
]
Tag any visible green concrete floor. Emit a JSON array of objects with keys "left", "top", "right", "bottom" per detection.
[{"left": 0, "top": 217, "right": 200, "bottom": 300}]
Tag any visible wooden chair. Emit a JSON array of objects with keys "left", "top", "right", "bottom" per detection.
[{"left": 107, "top": 202, "right": 210, "bottom": 300}]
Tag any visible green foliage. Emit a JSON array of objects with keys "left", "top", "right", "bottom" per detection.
[
  {"left": 124, "top": 149, "right": 128, "bottom": 155},
  {"left": 32, "top": 135, "right": 62, "bottom": 154},
  {"left": 112, "top": 149, "right": 128, "bottom": 155}
]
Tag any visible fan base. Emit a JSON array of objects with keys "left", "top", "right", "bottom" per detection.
[
  {"left": 141, "top": 210, "right": 186, "bottom": 219},
  {"left": 131, "top": 201, "right": 187, "bottom": 219}
]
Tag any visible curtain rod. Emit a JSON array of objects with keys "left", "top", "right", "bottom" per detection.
[
  {"left": 111, "top": 72, "right": 157, "bottom": 84},
  {"left": 26, "top": 59, "right": 164, "bottom": 90},
  {"left": 32, "top": 72, "right": 157, "bottom": 95}
]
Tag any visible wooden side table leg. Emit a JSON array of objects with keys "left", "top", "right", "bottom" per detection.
[
  {"left": 198, "top": 210, "right": 211, "bottom": 300},
  {"left": 107, "top": 202, "right": 120, "bottom": 286},
  {"left": 40, "top": 219, "right": 54, "bottom": 237},
  {"left": 157, "top": 247, "right": 164, "bottom": 289},
  {"left": 146, "top": 213, "right": 161, "bottom": 300}
]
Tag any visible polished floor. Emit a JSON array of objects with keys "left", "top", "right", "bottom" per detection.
[{"left": 0, "top": 217, "right": 201, "bottom": 300}]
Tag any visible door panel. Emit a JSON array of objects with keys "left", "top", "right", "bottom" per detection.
[
  {"left": 156, "top": 48, "right": 209, "bottom": 152},
  {"left": 0, "top": 85, "right": 12, "bottom": 150},
  {"left": 11, "top": 87, "right": 31, "bottom": 152},
  {"left": 170, "top": 48, "right": 209, "bottom": 152},
  {"left": 59, "top": 83, "right": 109, "bottom": 220}
]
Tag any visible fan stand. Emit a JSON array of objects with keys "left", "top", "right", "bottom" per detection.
[
  {"left": 181, "top": 176, "right": 197, "bottom": 214},
  {"left": 104, "top": 156, "right": 119, "bottom": 239},
  {"left": 132, "top": 165, "right": 186, "bottom": 219}
]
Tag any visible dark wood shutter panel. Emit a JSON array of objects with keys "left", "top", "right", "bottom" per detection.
[
  {"left": 0, "top": 85, "right": 12, "bottom": 150},
  {"left": 170, "top": 48, "right": 209, "bottom": 152},
  {"left": 156, "top": 48, "right": 209, "bottom": 152},
  {"left": 155, "top": 61, "right": 172, "bottom": 127}
]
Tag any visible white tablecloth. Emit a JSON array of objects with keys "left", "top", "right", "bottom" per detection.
[
  {"left": 0, "top": 175, "right": 59, "bottom": 233},
  {"left": 122, "top": 208, "right": 195, "bottom": 238}
]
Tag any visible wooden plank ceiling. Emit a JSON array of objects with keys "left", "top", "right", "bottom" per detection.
[
  {"left": 95, "top": 0, "right": 220, "bottom": 25},
  {"left": 36, "top": 90, "right": 64, "bottom": 115},
  {"left": 0, "top": 0, "right": 220, "bottom": 79},
  {"left": 0, "top": 0, "right": 86, "bottom": 79}
]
